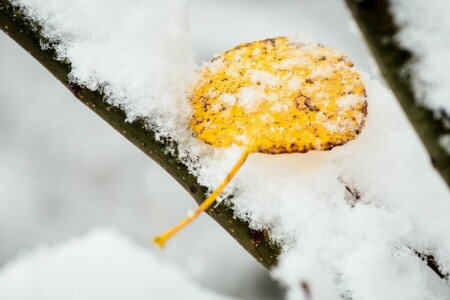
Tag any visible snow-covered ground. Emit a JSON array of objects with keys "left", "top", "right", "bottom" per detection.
[
  {"left": 0, "top": 228, "right": 232, "bottom": 300},
  {"left": 1, "top": 0, "right": 449, "bottom": 299}
]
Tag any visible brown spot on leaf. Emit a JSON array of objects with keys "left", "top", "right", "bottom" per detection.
[
  {"left": 295, "top": 95, "right": 309, "bottom": 110},
  {"left": 305, "top": 98, "right": 320, "bottom": 111}
]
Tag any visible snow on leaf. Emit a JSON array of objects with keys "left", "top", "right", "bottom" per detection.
[
  {"left": 190, "top": 37, "right": 367, "bottom": 154},
  {"left": 153, "top": 37, "right": 367, "bottom": 248}
]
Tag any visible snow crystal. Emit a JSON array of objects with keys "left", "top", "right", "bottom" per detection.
[
  {"left": 219, "top": 93, "right": 237, "bottom": 106},
  {"left": 287, "top": 77, "right": 302, "bottom": 90},
  {"left": 270, "top": 102, "right": 289, "bottom": 113},
  {"left": 207, "top": 57, "right": 225, "bottom": 74},
  {"left": 439, "top": 134, "right": 450, "bottom": 155},
  {"left": 250, "top": 70, "right": 280, "bottom": 86},
  {"left": 277, "top": 57, "right": 310, "bottom": 70},
  {"left": 309, "top": 66, "right": 334, "bottom": 79},
  {"left": 11, "top": 0, "right": 195, "bottom": 138},
  {"left": 390, "top": 0, "right": 450, "bottom": 114},
  {"left": 238, "top": 87, "right": 267, "bottom": 112},
  {"left": 337, "top": 94, "right": 359, "bottom": 109},
  {"left": 0, "top": 228, "right": 230, "bottom": 300}
]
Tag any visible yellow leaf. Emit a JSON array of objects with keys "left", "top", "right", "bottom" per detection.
[
  {"left": 191, "top": 37, "right": 367, "bottom": 153},
  {"left": 153, "top": 37, "right": 367, "bottom": 248}
]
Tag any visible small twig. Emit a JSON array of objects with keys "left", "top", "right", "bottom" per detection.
[
  {"left": 339, "top": 179, "right": 449, "bottom": 280},
  {"left": 414, "top": 251, "right": 449, "bottom": 281}
]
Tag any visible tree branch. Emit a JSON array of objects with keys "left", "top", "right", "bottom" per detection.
[
  {"left": 344, "top": 0, "right": 450, "bottom": 187},
  {"left": 345, "top": 0, "right": 450, "bottom": 280},
  {"left": 0, "top": 0, "right": 280, "bottom": 269}
]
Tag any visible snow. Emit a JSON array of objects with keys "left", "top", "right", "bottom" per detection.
[
  {"left": 337, "top": 94, "right": 359, "bottom": 109},
  {"left": 250, "top": 70, "right": 280, "bottom": 87},
  {"left": 10, "top": 0, "right": 195, "bottom": 137},
  {"left": 226, "top": 74, "right": 450, "bottom": 299},
  {"left": 309, "top": 65, "right": 335, "bottom": 79},
  {"left": 0, "top": 228, "right": 231, "bottom": 300},
  {"left": 3, "top": 0, "right": 450, "bottom": 299},
  {"left": 287, "top": 77, "right": 302, "bottom": 90},
  {"left": 208, "top": 57, "right": 225, "bottom": 74},
  {"left": 219, "top": 93, "right": 237, "bottom": 106},
  {"left": 439, "top": 135, "right": 450, "bottom": 155},
  {"left": 0, "top": 18, "right": 274, "bottom": 300},
  {"left": 237, "top": 87, "right": 267, "bottom": 112},
  {"left": 390, "top": 0, "right": 450, "bottom": 115},
  {"left": 272, "top": 254, "right": 339, "bottom": 300}
]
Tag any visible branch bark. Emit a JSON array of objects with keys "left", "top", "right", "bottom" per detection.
[
  {"left": 0, "top": 0, "right": 280, "bottom": 269},
  {"left": 345, "top": 0, "right": 450, "bottom": 281},
  {"left": 344, "top": 0, "right": 450, "bottom": 187}
]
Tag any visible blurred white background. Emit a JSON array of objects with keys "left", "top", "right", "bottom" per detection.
[{"left": 0, "top": 0, "right": 375, "bottom": 298}]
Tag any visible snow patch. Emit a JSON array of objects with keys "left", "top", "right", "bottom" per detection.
[
  {"left": 0, "top": 228, "right": 231, "bottom": 300},
  {"left": 390, "top": 0, "right": 450, "bottom": 114},
  {"left": 238, "top": 87, "right": 267, "bottom": 112},
  {"left": 337, "top": 94, "right": 359, "bottom": 109},
  {"left": 309, "top": 66, "right": 334, "bottom": 79},
  {"left": 11, "top": 0, "right": 196, "bottom": 139},
  {"left": 277, "top": 57, "right": 310, "bottom": 69},
  {"left": 208, "top": 57, "right": 225, "bottom": 74},
  {"left": 228, "top": 74, "right": 450, "bottom": 299},
  {"left": 250, "top": 70, "right": 281, "bottom": 86},
  {"left": 219, "top": 93, "right": 237, "bottom": 106},
  {"left": 287, "top": 77, "right": 302, "bottom": 90},
  {"left": 271, "top": 102, "right": 289, "bottom": 113}
]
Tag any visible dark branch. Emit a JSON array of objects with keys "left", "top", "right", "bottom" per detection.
[
  {"left": 344, "top": 0, "right": 450, "bottom": 187},
  {"left": 345, "top": 0, "right": 450, "bottom": 280},
  {"left": 0, "top": 0, "right": 280, "bottom": 268}
]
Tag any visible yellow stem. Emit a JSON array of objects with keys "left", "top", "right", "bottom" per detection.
[{"left": 152, "top": 149, "right": 250, "bottom": 248}]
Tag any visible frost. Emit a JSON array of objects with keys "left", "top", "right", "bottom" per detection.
[
  {"left": 0, "top": 228, "right": 230, "bottom": 300},
  {"left": 390, "top": 0, "right": 450, "bottom": 114}
]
